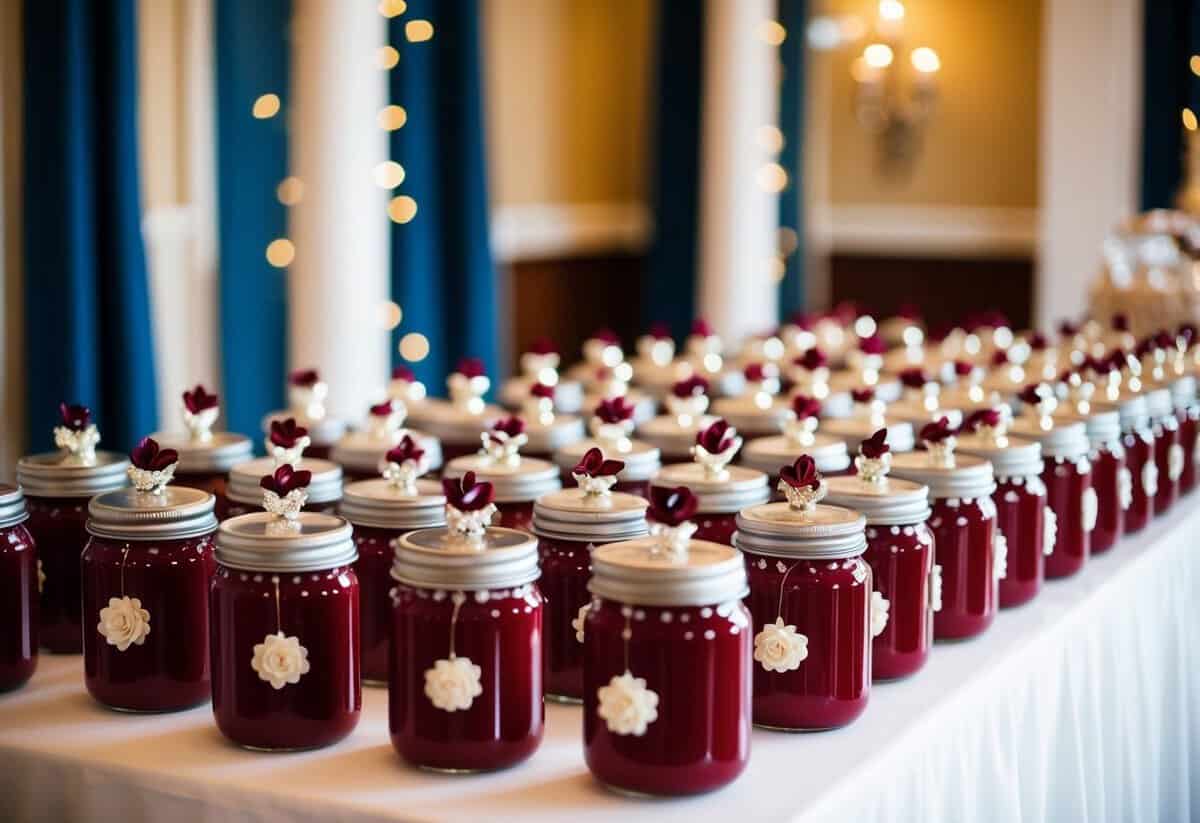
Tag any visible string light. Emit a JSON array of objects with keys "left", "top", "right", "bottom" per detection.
[
  {"left": 756, "top": 163, "right": 789, "bottom": 193},
  {"left": 276, "top": 177, "right": 304, "bottom": 205},
  {"left": 378, "top": 105, "right": 408, "bottom": 131},
  {"left": 265, "top": 238, "right": 295, "bottom": 267},
  {"left": 910, "top": 47, "right": 941, "bottom": 74},
  {"left": 252, "top": 94, "right": 281, "bottom": 119},
  {"left": 399, "top": 332, "right": 430, "bottom": 361},
  {"left": 378, "top": 0, "right": 406, "bottom": 17},
  {"left": 1191, "top": 55, "right": 1200, "bottom": 76},
  {"left": 377, "top": 46, "right": 400, "bottom": 70},
  {"left": 380, "top": 301, "right": 403, "bottom": 330},
  {"left": 1185, "top": 108, "right": 1198, "bottom": 132},
  {"left": 760, "top": 21, "right": 786, "bottom": 46},
  {"left": 405, "top": 20, "right": 434, "bottom": 42},
  {"left": 388, "top": 195, "right": 418, "bottom": 223},
  {"left": 757, "top": 125, "right": 784, "bottom": 154},
  {"left": 863, "top": 43, "right": 894, "bottom": 69},
  {"left": 373, "top": 161, "right": 406, "bottom": 189}
]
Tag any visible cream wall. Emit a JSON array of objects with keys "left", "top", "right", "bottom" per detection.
[{"left": 1, "top": 0, "right": 24, "bottom": 475}]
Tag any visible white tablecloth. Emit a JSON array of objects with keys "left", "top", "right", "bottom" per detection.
[{"left": 2, "top": 500, "right": 1198, "bottom": 823}]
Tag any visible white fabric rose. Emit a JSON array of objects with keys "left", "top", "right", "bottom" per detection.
[
  {"left": 251, "top": 632, "right": 311, "bottom": 690},
  {"left": 1081, "top": 487, "right": 1098, "bottom": 533},
  {"left": 929, "top": 564, "right": 943, "bottom": 612},
  {"left": 1117, "top": 467, "right": 1133, "bottom": 511},
  {"left": 1168, "top": 444, "right": 1184, "bottom": 482},
  {"left": 993, "top": 532, "right": 1009, "bottom": 581},
  {"left": 1043, "top": 506, "right": 1058, "bottom": 556},
  {"left": 572, "top": 603, "right": 591, "bottom": 643},
  {"left": 1142, "top": 461, "right": 1159, "bottom": 499},
  {"left": 870, "top": 591, "right": 890, "bottom": 638},
  {"left": 597, "top": 671, "right": 659, "bottom": 736},
  {"left": 424, "top": 656, "right": 483, "bottom": 712},
  {"left": 97, "top": 596, "right": 151, "bottom": 652},
  {"left": 753, "top": 617, "right": 809, "bottom": 672}
]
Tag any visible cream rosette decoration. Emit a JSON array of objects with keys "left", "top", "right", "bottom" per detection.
[
  {"left": 1142, "top": 459, "right": 1159, "bottom": 499},
  {"left": 929, "top": 564, "right": 944, "bottom": 612},
  {"left": 442, "top": 472, "right": 497, "bottom": 546},
  {"left": 777, "top": 454, "right": 828, "bottom": 514},
  {"left": 380, "top": 435, "right": 429, "bottom": 496},
  {"left": 850, "top": 387, "right": 888, "bottom": 428},
  {"left": 919, "top": 417, "right": 958, "bottom": 469},
  {"left": 97, "top": 596, "right": 151, "bottom": 652},
  {"left": 870, "top": 590, "right": 891, "bottom": 637},
  {"left": 571, "top": 447, "right": 625, "bottom": 498},
  {"left": 1043, "top": 506, "right": 1058, "bottom": 556},
  {"left": 1081, "top": 486, "right": 1098, "bottom": 533},
  {"left": 637, "top": 322, "right": 675, "bottom": 367},
  {"left": 389, "top": 365, "right": 428, "bottom": 405},
  {"left": 522, "top": 382, "right": 557, "bottom": 427},
  {"left": 252, "top": 632, "right": 311, "bottom": 690},
  {"left": 572, "top": 602, "right": 591, "bottom": 643},
  {"left": 180, "top": 384, "right": 220, "bottom": 443},
  {"left": 425, "top": 591, "right": 485, "bottom": 712},
  {"left": 287, "top": 368, "right": 329, "bottom": 421},
  {"left": 647, "top": 486, "right": 699, "bottom": 562},
  {"left": 1118, "top": 467, "right": 1133, "bottom": 510},
  {"left": 589, "top": 397, "right": 637, "bottom": 454},
  {"left": 519, "top": 337, "right": 562, "bottom": 385},
  {"left": 1169, "top": 443, "right": 1185, "bottom": 482},
  {"left": 665, "top": 375, "right": 710, "bottom": 428},
  {"left": 753, "top": 617, "right": 808, "bottom": 672},
  {"left": 447, "top": 357, "right": 490, "bottom": 415},
  {"left": 260, "top": 464, "right": 311, "bottom": 525},
  {"left": 53, "top": 402, "right": 101, "bottom": 466},
  {"left": 741, "top": 362, "right": 780, "bottom": 410},
  {"left": 127, "top": 437, "right": 179, "bottom": 495},
  {"left": 265, "top": 418, "right": 311, "bottom": 468},
  {"left": 366, "top": 398, "right": 408, "bottom": 443},
  {"left": 788, "top": 348, "right": 831, "bottom": 398},
  {"left": 690, "top": 419, "right": 743, "bottom": 482},
  {"left": 480, "top": 416, "right": 528, "bottom": 467},
  {"left": 993, "top": 532, "right": 1009, "bottom": 580},
  {"left": 597, "top": 671, "right": 660, "bottom": 737},
  {"left": 855, "top": 428, "right": 893, "bottom": 485},
  {"left": 784, "top": 395, "right": 822, "bottom": 448}
]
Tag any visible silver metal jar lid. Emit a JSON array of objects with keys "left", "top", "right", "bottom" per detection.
[
  {"left": 227, "top": 457, "right": 344, "bottom": 505},
  {"left": 709, "top": 396, "right": 789, "bottom": 433},
  {"left": 16, "top": 451, "right": 130, "bottom": 498},
  {"left": 87, "top": 486, "right": 217, "bottom": 541},
  {"left": 733, "top": 502, "right": 867, "bottom": 559},
  {"left": 1145, "top": 387, "right": 1174, "bottom": 420},
  {"left": 740, "top": 433, "right": 851, "bottom": 475},
  {"left": 652, "top": 463, "right": 770, "bottom": 513},
  {"left": 588, "top": 537, "right": 748, "bottom": 607},
  {"left": 823, "top": 475, "right": 931, "bottom": 526},
  {"left": 151, "top": 431, "right": 254, "bottom": 474},
  {"left": 216, "top": 512, "right": 357, "bottom": 572},
  {"left": 955, "top": 433, "right": 1044, "bottom": 478},
  {"left": 554, "top": 438, "right": 662, "bottom": 482},
  {"left": 404, "top": 398, "right": 504, "bottom": 444},
  {"left": 889, "top": 451, "right": 996, "bottom": 499},
  {"left": 0, "top": 484, "right": 29, "bottom": 529},
  {"left": 339, "top": 477, "right": 446, "bottom": 530},
  {"left": 1006, "top": 417, "right": 1089, "bottom": 460},
  {"left": 532, "top": 488, "right": 649, "bottom": 542},
  {"left": 637, "top": 414, "right": 714, "bottom": 456},
  {"left": 820, "top": 418, "right": 916, "bottom": 453},
  {"left": 262, "top": 410, "right": 347, "bottom": 445},
  {"left": 392, "top": 526, "right": 539, "bottom": 590},
  {"left": 330, "top": 428, "right": 444, "bottom": 472},
  {"left": 442, "top": 454, "right": 562, "bottom": 503},
  {"left": 524, "top": 416, "right": 586, "bottom": 454},
  {"left": 1170, "top": 375, "right": 1197, "bottom": 410}
]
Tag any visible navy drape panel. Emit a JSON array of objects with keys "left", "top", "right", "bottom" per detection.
[
  {"left": 388, "top": 0, "right": 501, "bottom": 390},
  {"left": 214, "top": 0, "right": 291, "bottom": 438},
  {"left": 1140, "top": 0, "right": 1200, "bottom": 210},
  {"left": 644, "top": 0, "right": 706, "bottom": 339},
  {"left": 777, "top": 0, "right": 807, "bottom": 321},
  {"left": 23, "top": 0, "right": 158, "bottom": 452}
]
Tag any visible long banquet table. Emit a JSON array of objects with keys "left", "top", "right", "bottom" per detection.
[{"left": 1, "top": 498, "right": 1198, "bottom": 823}]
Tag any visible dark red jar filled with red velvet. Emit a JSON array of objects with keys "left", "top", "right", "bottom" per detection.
[
  {"left": 1071, "top": 406, "right": 1124, "bottom": 555},
  {"left": 1172, "top": 376, "right": 1199, "bottom": 494},
  {"left": 82, "top": 441, "right": 218, "bottom": 712},
  {"left": 1117, "top": 394, "right": 1157, "bottom": 535},
  {"left": 1145, "top": 387, "right": 1181, "bottom": 516},
  {"left": 17, "top": 404, "right": 129, "bottom": 654},
  {"left": 211, "top": 509, "right": 361, "bottom": 751},
  {"left": 405, "top": 360, "right": 505, "bottom": 463},
  {"left": 0, "top": 485, "right": 38, "bottom": 692}
]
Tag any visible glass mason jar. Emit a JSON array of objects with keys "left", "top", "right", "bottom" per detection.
[
  {"left": 650, "top": 463, "right": 770, "bottom": 545},
  {"left": 710, "top": 395, "right": 789, "bottom": 441},
  {"left": 555, "top": 437, "right": 662, "bottom": 500},
  {"left": 1173, "top": 376, "right": 1199, "bottom": 495},
  {"left": 17, "top": 449, "right": 129, "bottom": 653},
  {"left": 441, "top": 455, "right": 562, "bottom": 532},
  {"left": 956, "top": 433, "right": 1047, "bottom": 608},
  {"left": 211, "top": 512, "right": 361, "bottom": 751},
  {"left": 390, "top": 525, "right": 544, "bottom": 772},
  {"left": 824, "top": 473, "right": 934, "bottom": 680},
  {"left": 1146, "top": 387, "right": 1182, "bottom": 516},
  {"left": 741, "top": 432, "right": 852, "bottom": 487},
  {"left": 583, "top": 536, "right": 751, "bottom": 795},
  {"left": 821, "top": 418, "right": 916, "bottom": 453},
  {"left": 82, "top": 486, "right": 218, "bottom": 711},
  {"left": 340, "top": 478, "right": 445, "bottom": 685},
  {"left": 261, "top": 413, "right": 346, "bottom": 462},
  {"left": 218, "top": 457, "right": 343, "bottom": 520},
  {"left": 1075, "top": 408, "right": 1124, "bottom": 554},
  {"left": 1008, "top": 417, "right": 1094, "bottom": 580},
  {"left": 532, "top": 487, "right": 648, "bottom": 702},
  {"left": 406, "top": 398, "right": 505, "bottom": 464},
  {"left": 150, "top": 431, "right": 253, "bottom": 497},
  {"left": 1120, "top": 406, "right": 1157, "bottom": 535},
  {"left": 891, "top": 449, "right": 999, "bottom": 640},
  {"left": 0, "top": 486, "right": 38, "bottom": 691},
  {"left": 331, "top": 428, "right": 443, "bottom": 483},
  {"left": 734, "top": 500, "right": 872, "bottom": 730}
]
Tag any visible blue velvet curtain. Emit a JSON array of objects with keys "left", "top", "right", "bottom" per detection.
[
  {"left": 644, "top": 1, "right": 706, "bottom": 339},
  {"left": 214, "top": 0, "right": 291, "bottom": 439},
  {"left": 777, "top": 0, "right": 807, "bottom": 321},
  {"left": 1140, "top": 0, "right": 1200, "bottom": 210},
  {"left": 387, "top": 0, "right": 500, "bottom": 390},
  {"left": 23, "top": 0, "right": 158, "bottom": 452}
]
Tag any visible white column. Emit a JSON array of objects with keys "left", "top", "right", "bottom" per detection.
[
  {"left": 289, "top": 0, "right": 390, "bottom": 425},
  {"left": 1037, "top": 0, "right": 1142, "bottom": 329},
  {"left": 697, "top": 0, "right": 780, "bottom": 344}
]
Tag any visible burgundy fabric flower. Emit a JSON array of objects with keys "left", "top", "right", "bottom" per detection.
[
  {"left": 369, "top": 399, "right": 396, "bottom": 417},
  {"left": 1112, "top": 314, "right": 1129, "bottom": 332},
  {"left": 269, "top": 418, "right": 309, "bottom": 448},
  {"left": 899, "top": 368, "right": 927, "bottom": 389},
  {"left": 963, "top": 408, "right": 1002, "bottom": 433},
  {"left": 1017, "top": 384, "right": 1044, "bottom": 406},
  {"left": 860, "top": 428, "right": 890, "bottom": 459},
  {"left": 919, "top": 417, "right": 954, "bottom": 445},
  {"left": 442, "top": 471, "right": 495, "bottom": 511},
  {"left": 695, "top": 419, "right": 736, "bottom": 454},
  {"left": 792, "top": 394, "right": 821, "bottom": 419},
  {"left": 779, "top": 455, "right": 821, "bottom": 491},
  {"left": 990, "top": 350, "right": 1010, "bottom": 367},
  {"left": 851, "top": 387, "right": 876, "bottom": 404},
  {"left": 691, "top": 318, "right": 714, "bottom": 337},
  {"left": 649, "top": 485, "right": 698, "bottom": 526},
  {"left": 260, "top": 464, "right": 312, "bottom": 496},
  {"left": 1029, "top": 332, "right": 1048, "bottom": 351},
  {"left": 594, "top": 396, "right": 636, "bottom": 423},
  {"left": 671, "top": 375, "right": 709, "bottom": 399},
  {"left": 1154, "top": 329, "right": 1174, "bottom": 350},
  {"left": 1179, "top": 324, "right": 1197, "bottom": 346},
  {"left": 647, "top": 321, "right": 672, "bottom": 339},
  {"left": 858, "top": 335, "right": 886, "bottom": 355},
  {"left": 1058, "top": 319, "right": 1079, "bottom": 338},
  {"left": 491, "top": 416, "right": 526, "bottom": 438},
  {"left": 743, "top": 362, "right": 770, "bottom": 382},
  {"left": 391, "top": 365, "right": 415, "bottom": 381},
  {"left": 455, "top": 357, "right": 486, "bottom": 378},
  {"left": 953, "top": 360, "right": 974, "bottom": 378},
  {"left": 795, "top": 347, "right": 827, "bottom": 371},
  {"left": 289, "top": 368, "right": 320, "bottom": 387},
  {"left": 58, "top": 402, "right": 92, "bottom": 431},
  {"left": 527, "top": 337, "right": 558, "bottom": 356},
  {"left": 530, "top": 382, "right": 556, "bottom": 400},
  {"left": 591, "top": 328, "right": 621, "bottom": 345},
  {"left": 130, "top": 437, "right": 179, "bottom": 471},
  {"left": 572, "top": 447, "right": 624, "bottom": 478},
  {"left": 386, "top": 434, "right": 425, "bottom": 466},
  {"left": 182, "top": 384, "right": 219, "bottom": 413}
]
